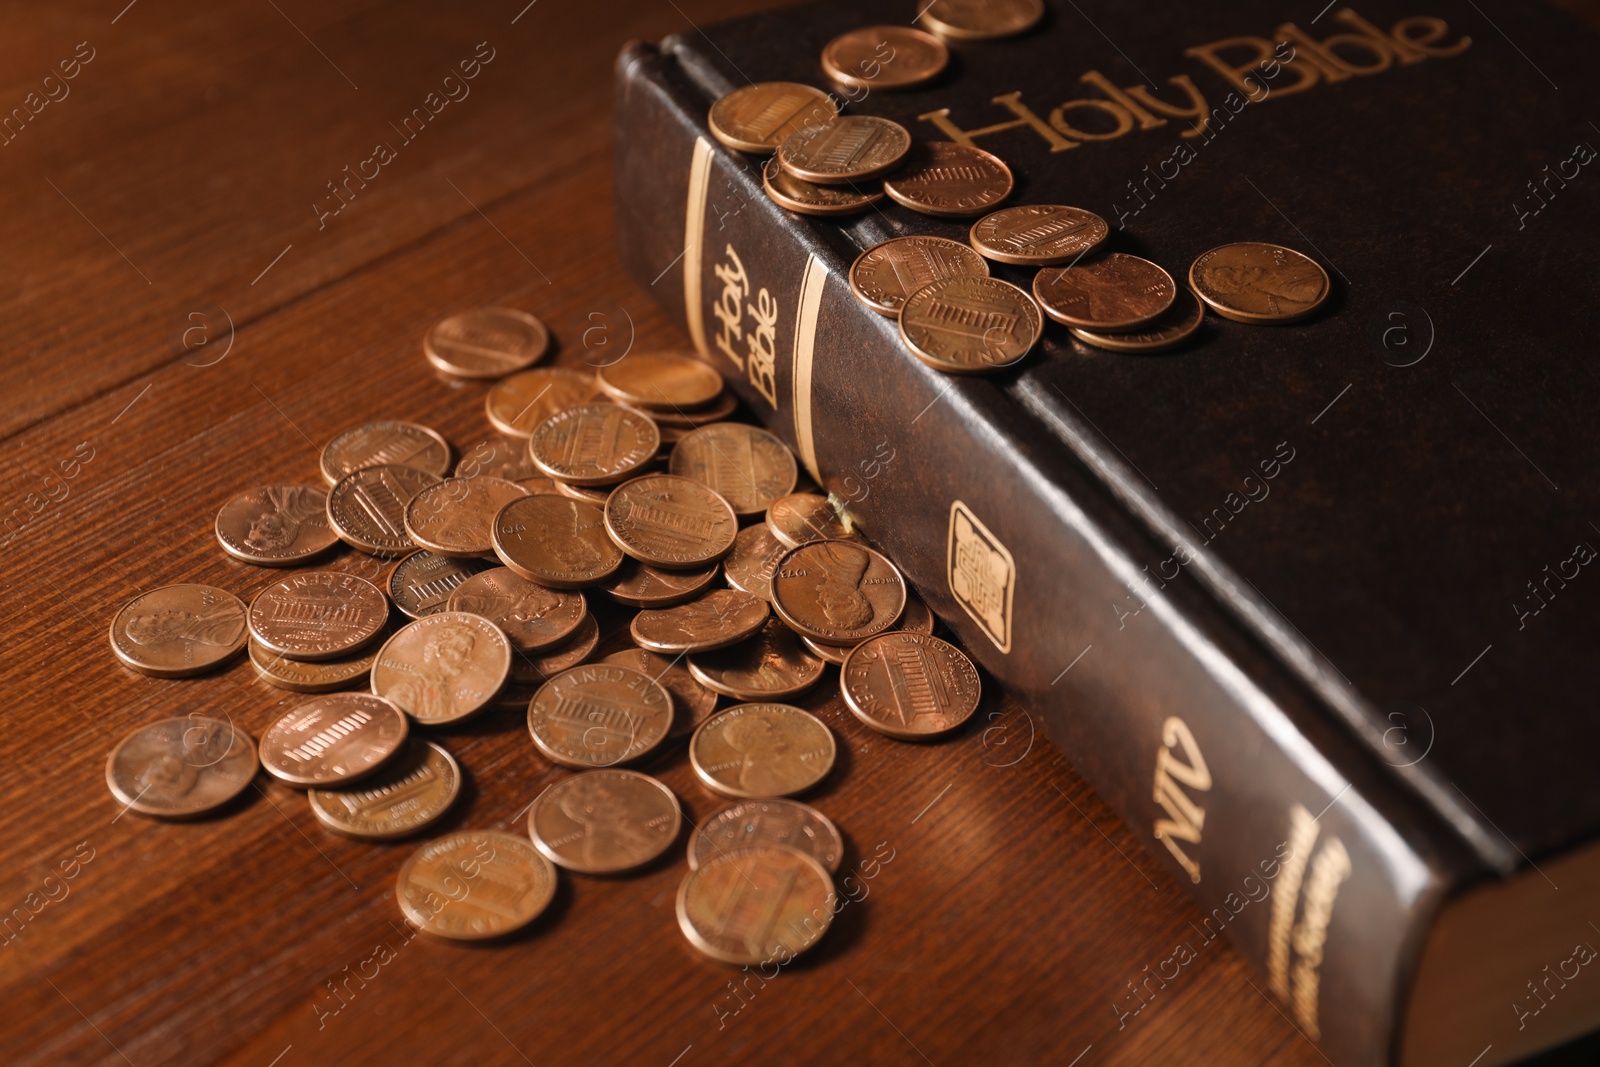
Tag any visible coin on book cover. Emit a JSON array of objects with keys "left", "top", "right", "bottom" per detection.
[
  {"left": 1069, "top": 287, "right": 1206, "bottom": 353},
  {"left": 604, "top": 474, "right": 738, "bottom": 568},
  {"left": 424, "top": 307, "right": 549, "bottom": 378},
  {"left": 771, "top": 539, "right": 905, "bottom": 645},
  {"left": 370, "top": 612, "right": 510, "bottom": 726},
  {"left": 387, "top": 550, "right": 486, "bottom": 620},
  {"left": 109, "top": 584, "right": 248, "bottom": 678},
  {"left": 403, "top": 476, "right": 529, "bottom": 559},
  {"left": 1188, "top": 241, "right": 1331, "bottom": 324},
  {"left": 485, "top": 367, "right": 603, "bottom": 439},
  {"left": 630, "top": 589, "right": 770, "bottom": 654},
  {"left": 723, "top": 523, "right": 790, "bottom": 601},
  {"left": 688, "top": 799, "right": 843, "bottom": 873},
  {"left": 260, "top": 693, "right": 409, "bottom": 788},
  {"left": 455, "top": 436, "right": 539, "bottom": 482},
  {"left": 841, "top": 631, "right": 981, "bottom": 739},
  {"left": 528, "top": 769, "right": 682, "bottom": 874},
  {"left": 602, "top": 648, "right": 720, "bottom": 740},
  {"left": 689, "top": 618, "right": 826, "bottom": 700},
  {"left": 307, "top": 739, "right": 460, "bottom": 840},
  {"left": 396, "top": 829, "right": 557, "bottom": 940},
  {"left": 247, "top": 570, "right": 388, "bottom": 661},
  {"left": 709, "top": 81, "right": 840, "bottom": 153},
  {"left": 883, "top": 141, "right": 1014, "bottom": 218},
  {"left": 849, "top": 235, "right": 990, "bottom": 317},
  {"left": 250, "top": 637, "right": 378, "bottom": 693},
  {"left": 690, "top": 703, "right": 836, "bottom": 799},
  {"left": 821, "top": 25, "right": 949, "bottom": 91},
  {"left": 598, "top": 351, "right": 725, "bottom": 410},
  {"left": 491, "top": 494, "right": 624, "bottom": 588},
  {"left": 969, "top": 204, "right": 1110, "bottom": 266},
  {"left": 762, "top": 156, "right": 885, "bottom": 217},
  {"left": 668, "top": 423, "right": 798, "bottom": 517},
  {"left": 106, "top": 716, "right": 257, "bottom": 818},
  {"left": 1034, "top": 252, "right": 1178, "bottom": 332},
  {"left": 919, "top": 0, "right": 1044, "bottom": 39},
  {"left": 601, "top": 558, "right": 718, "bottom": 608},
  {"left": 899, "top": 275, "right": 1042, "bottom": 374},
  {"left": 447, "top": 566, "right": 586, "bottom": 653},
  {"left": 526, "top": 664, "right": 673, "bottom": 768},
  {"left": 766, "top": 493, "right": 852, "bottom": 549},
  {"left": 214, "top": 485, "right": 338, "bottom": 566},
  {"left": 527, "top": 402, "right": 660, "bottom": 486},
  {"left": 777, "top": 114, "right": 911, "bottom": 185},
  {"left": 319, "top": 420, "right": 451, "bottom": 486},
  {"left": 326, "top": 464, "right": 440, "bottom": 556}
]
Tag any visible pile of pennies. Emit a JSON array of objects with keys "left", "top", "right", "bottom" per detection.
[
  {"left": 104, "top": 305, "right": 982, "bottom": 964},
  {"left": 707, "top": 4, "right": 1333, "bottom": 373}
]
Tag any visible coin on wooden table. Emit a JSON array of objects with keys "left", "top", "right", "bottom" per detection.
[
  {"left": 761, "top": 156, "right": 885, "bottom": 217},
  {"left": 777, "top": 115, "right": 911, "bottom": 185},
  {"left": 849, "top": 235, "right": 990, "bottom": 317},
  {"left": 601, "top": 558, "right": 718, "bottom": 608},
  {"left": 969, "top": 204, "right": 1109, "bottom": 266},
  {"left": 308, "top": 739, "right": 460, "bottom": 840},
  {"left": 260, "top": 693, "right": 409, "bottom": 788},
  {"left": 512, "top": 613, "right": 599, "bottom": 683},
  {"left": 105, "top": 716, "right": 257, "bottom": 818},
  {"left": 631, "top": 589, "right": 769, "bottom": 654},
  {"left": 424, "top": 307, "right": 549, "bottom": 378},
  {"left": 403, "top": 476, "right": 529, "bottom": 558},
  {"left": 319, "top": 420, "right": 451, "bottom": 486},
  {"left": 601, "top": 648, "right": 719, "bottom": 740},
  {"left": 214, "top": 485, "right": 337, "bottom": 566},
  {"left": 492, "top": 494, "right": 623, "bottom": 588},
  {"left": 689, "top": 703, "right": 836, "bottom": 798},
  {"left": 723, "top": 524, "right": 789, "bottom": 601},
  {"left": 387, "top": 550, "right": 486, "bottom": 620},
  {"left": 456, "top": 437, "right": 539, "bottom": 482},
  {"left": 109, "top": 584, "right": 247, "bottom": 678},
  {"left": 446, "top": 567, "right": 586, "bottom": 653},
  {"left": 1069, "top": 287, "right": 1205, "bottom": 353},
  {"left": 766, "top": 493, "right": 853, "bottom": 550},
  {"left": 883, "top": 141, "right": 1014, "bottom": 218},
  {"left": 326, "top": 464, "right": 440, "bottom": 556},
  {"left": 821, "top": 25, "right": 948, "bottom": 91},
  {"left": 677, "top": 846, "right": 835, "bottom": 964},
  {"left": 604, "top": 474, "right": 738, "bottom": 568},
  {"left": 689, "top": 619, "right": 825, "bottom": 700},
  {"left": 1189, "top": 242, "right": 1331, "bottom": 324},
  {"left": 526, "top": 664, "right": 673, "bottom": 768},
  {"left": 841, "top": 631, "right": 981, "bottom": 739},
  {"left": 485, "top": 367, "right": 603, "bottom": 439},
  {"left": 1034, "top": 252, "right": 1177, "bottom": 332},
  {"left": 527, "top": 402, "right": 659, "bottom": 487},
  {"left": 688, "top": 799, "right": 843, "bottom": 873},
  {"left": 708, "top": 81, "right": 840, "bottom": 154},
  {"left": 899, "top": 275, "right": 1042, "bottom": 374},
  {"left": 250, "top": 638, "right": 378, "bottom": 693},
  {"left": 248, "top": 571, "right": 388, "bottom": 661},
  {"left": 396, "top": 829, "right": 557, "bottom": 940},
  {"left": 771, "top": 539, "right": 905, "bottom": 645},
  {"left": 528, "top": 769, "right": 681, "bottom": 874},
  {"left": 668, "top": 423, "right": 797, "bottom": 517},
  {"left": 597, "top": 352, "right": 724, "bottom": 411},
  {"left": 370, "top": 612, "right": 510, "bottom": 726},
  {"left": 919, "top": 0, "right": 1044, "bottom": 39}
]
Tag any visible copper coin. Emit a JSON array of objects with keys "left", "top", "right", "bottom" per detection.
[
  {"left": 688, "top": 799, "right": 843, "bottom": 873},
  {"left": 513, "top": 613, "right": 600, "bottom": 682},
  {"left": 821, "top": 25, "right": 948, "bottom": 91},
  {"left": 800, "top": 634, "right": 850, "bottom": 666},
  {"left": 424, "top": 307, "right": 549, "bottom": 378},
  {"left": 109, "top": 584, "right": 247, "bottom": 678},
  {"left": 622, "top": 388, "right": 738, "bottom": 428},
  {"left": 260, "top": 693, "right": 409, "bottom": 788},
  {"left": 370, "top": 612, "right": 511, "bottom": 726},
  {"left": 601, "top": 648, "right": 720, "bottom": 740},
  {"left": 1189, "top": 242, "right": 1331, "bottom": 324},
  {"left": 387, "top": 550, "right": 486, "bottom": 620},
  {"left": 688, "top": 618, "right": 826, "bottom": 700},
  {"left": 517, "top": 475, "right": 565, "bottom": 495},
  {"left": 527, "top": 769, "right": 682, "bottom": 874},
  {"left": 601, "top": 558, "right": 718, "bottom": 608},
  {"left": 1034, "top": 252, "right": 1178, "bottom": 332},
  {"left": 723, "top": 523, "right": 789, "bottom": 601},
  {"left": 849, "top": 235, "right": 990, "bottom": 317},
  {"left": 456, "top": 437, "right": 539, "bottom": 482},
  {"left": 919, "top": 0, "right": 1044, "bottom": 39},
  {"left": 969, "top": 204, "right": 1110, "bottom": 266},
  {"left": 552, "top": 478, "right": 613, "bottom": 506},
  {"left": 899, "top": 275, "right": 1042, "bottom": 374},
  {"left": 883, "top": 141, "right": 1014, "bottom": 218},
  {"left": 1069, "top": 287, "right": 1206, "bottom": 353},
  {"left": 597, "top": 352, "right": 724, "bottom": 411},
  {"left": 676, "top": 846, "right": 836, "bottom": 965},
  {"left": 326, "top": 464, "right": 440, "bottom": 556},
  {"left": 447, "top": 566, "right": 586, "bottom": 653},
  {"left": 396, "top": 830, "right": 557, "bottom": 940},
  {"left": 214, "top": 485, "right": 338, "bottom": 566},
  {"left": 308, "top": 739, "right": 461, "bottom": 840},
  {"left": 777, "top": 115, "right": 911, "bottom": 185},
  {"left": 771, "top": 539, "right": 905, "bottom": 645},
  {"left": 766, "top": 493, "right": 853, "bottom": 550},
  {"left": 630, "top": 589, "right": 770, "bottom": 654},
  {"left": 604, "top": 474, "right": 738, "bottom": 568},
  {"left": 668, "top": 423, "right": 797, "bottom": 518},
  {"left": 708, "top": 82, "right": 840, "bottom": 154},
  {"left": 319, "top": 420, "right": 451, "bottom": 486},
  {"left": 250, "top": 637, "right": 378, "bottom": 693},
  {"left": 841, "top": 631, "right": 981, "bottom": 739},
  {"left": 897, "top": 590, "right": 936, "bottom": 634},
  {"left": 105, "top": 716, "right": 257, "bottom": 818},
  {"left": 492, "top": 494, "right": 623, "bottom": 588},
  {"left": 762, "top": 156, "right": 885, "bottom": 217},
  {"left": 527, "top": 402, "right": 660, "bottom": 487},
  {"left": 526, "top": 664, "right": 673, "bottom": 768},
  {"left": 404, "top": 476, "right": 529, "bottom": 558},
  {"left": 247, "top": 571, "right": 388, "bottom": 662},
  {"left": 689, "top": 703, "right": 836, "bottom": 799},
  {"left": 485, "top": 367, "right": 603, "bottom": 439}
]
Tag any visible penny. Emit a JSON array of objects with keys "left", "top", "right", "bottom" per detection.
[
  {"left": 527, "top": 769, "right": 681, "bottom": 874},
  {"left": 447, "top": 567, "right": 586, "bottom": 653},
  {"left": 883, "top": 141, "right": 1014, "bottom": 218},
  {"left": 247, "top": 571, "right": 388, "bottom": 662},
  {"left": 723, "top": 523, "right": 789, "bottom": 601},
  {"left": 689, "top": 619, "right": 826, "bottom": 700},
  {"left": 896, "top": 590, "right": 936, "bottom": 634},
  {"left": 800, "top": 634, "right": 850, "bottom": 666},
  {"left": 526, "top": 664, "right": 673, "bottom": 768},
  {"left": 668, "top": 423, "right": 797, "bottom": 518},
  {"left": 485, "top": 367, "right": 603, "bottom": 439},
  {"left": 708, "top": 81, "right": 840, "bottom": 154},
  {"left": 1034, "top": 252, "right": 1177, "bottom": 332},
  {"left": 456, "top": 437, "right": 539, "bottom": 482},
  {"left": 622, "top": 388, "right": 738, "bottom": 428},
  {"left": 676, "top": 846, "right": 835, "bottom": 965},
  {"left": 513, "top": 612, "right": 600, "bottom": 682},
  {"left": 403, "top": 476, "right": 529, "bottom": 558},
  {"left": 771, "top": 539, "right": 905, "bottom": 645},
  {"left": 842, "top": 631, "right": 981, "bottom": 739},
  {"left": 601, "top": 648, "right": 720, "bottom": 740},
  {"left": 250, "top": 637, "right": 378, "bottom": 693},
  {"left": 777, "top": 115, "right": 911, "bottom": 185},
  {"left": 766, "top": 493, "right": 853, "bottom": 550},
  {"left": 552, "top": 478, "right": 613, "bottom": 506},
  {"left": 821, "top": 25, "right": 949, "bottom": 91},
  {"left": 690, "top": 703, "right": 836, "bottom": 799},
  {"left": 396, "top": 829, "right": 557, "bottom": 940},
  {"left": 969, "top": 204, "right": 1109, "bottom": 266},
  {"left": 214, "top": 485, "right": 338, "bottom": 566},
  {"left": 370, "top": 612, "right": 510, "bottom": 726},
  {"left": 105, "top": 716, "right": 257, "bottom": 818},
  {"left": 492, "top": 494, "right": 623, "bottom": 588},
  {"left": 260, "top": 693, "right": 409, "bottom": 788},
  {"left": 1069, "top": 287, "right": 1206, "bottom": 353},
  {"left": 326, "top": 464, "right": 441, "bottom": 556},
  {"left": 1189, "top": 241, "right": 1331, "bottom": 324},
  {"left": 604, "top": 474, "right": 737, "bottom": 568},
  {"left": 601, "top": 558, "right": 718, "bottom": 608},
  {"left": 527, "top": 402, "right": 660, "bottom": 486},
  {"left": 687, "top": 799, "right": 843, "bottom": 873},
  {"left": 109, "top": 584, "right": 247, "bottom": 678},
  {"left": 307, "top": 739, "right": 461, "bottom": 840},
  {"left": 920, "top": 0, "right": 1044, "bottom": 39},
  {"left": 898, "top": 275, "right": 1042, "bottom": 374},
  {"left": 849, "top": 235, "right": 990, "bottom": 317},
  {"left": 762, "top": 156, "right": 885, "bottom": 217},
  {"left": 517, "top": 475, "right": 565, "bottom": 495},
  {"left": 424, "top": 307, "right": 549, "bottom": 378},
  {"left": 319, "top": 420, "right": 451, "bottom": 486},
  {"left": 387, "top": 550, "right": 486, "bottom": 619},
  {"left": 630, "top": 589, "right": 770, "bottom": 654},
  {"left": 597, "top": 352, "right": 724, "bottom": 411}
]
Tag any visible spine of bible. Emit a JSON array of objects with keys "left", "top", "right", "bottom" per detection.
[{"left": 614, "top": 39, "right": 1474, "bottom": 1066}]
